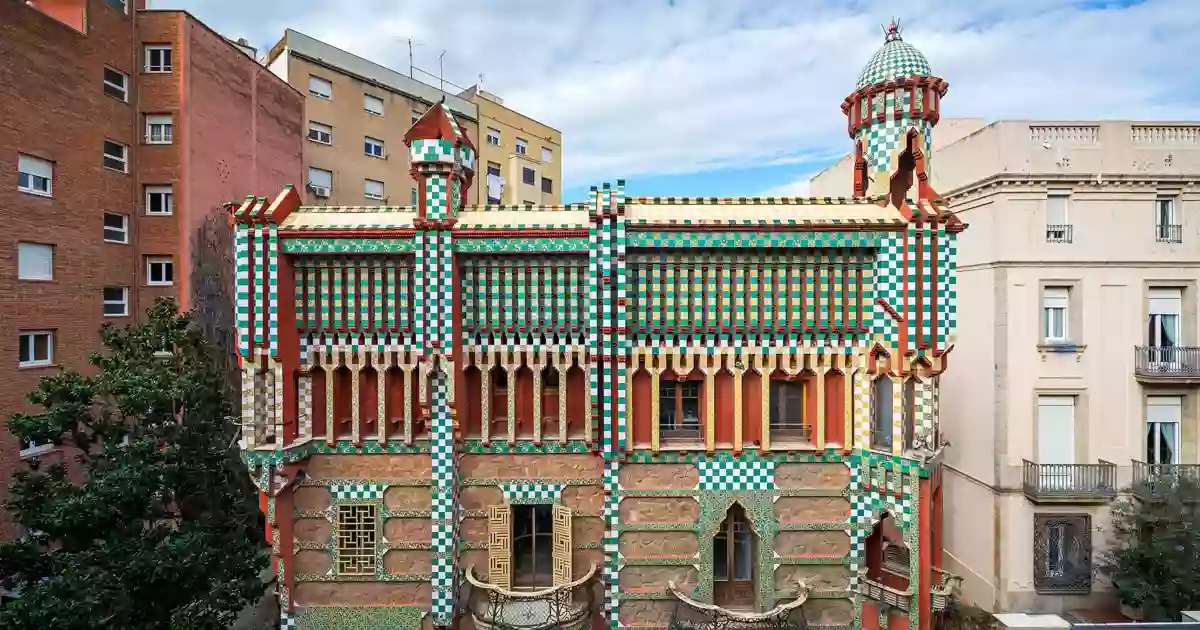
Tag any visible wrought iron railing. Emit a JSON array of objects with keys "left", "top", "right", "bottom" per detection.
[
  {"left": 1155, "top": 223, "right": 1183, "bottom": 243},
  {"left": 1046, "top": 224, "right": 1073, "bottom": 243},
  {"left": 857, "top": 577, "right": 912, "bottom": 610},
  {"left": 1131, "top": 460, "right": 1200, "bottom": 499},
  {"left": 931, "top": 568, "right": 962, "bottom": 612},
  {"left": 462, "top": 563, "right": 598, "bottom": 630},
  {"left": 667, "top": 580, "right": 809, "bottom": 630},
  {"left": 1134, "top": 346, "right": 1200, "bottom": 379},
  {"left": 1022, "top": 460, "right": 1117, "bottom": 502}
]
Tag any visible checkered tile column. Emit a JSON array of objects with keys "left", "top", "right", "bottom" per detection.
[
  {"left": 603, "top": 459, "right": 620, "bottom": 629},
  {"left": 235, "top": 226, "right": 251, "bottom": 357},
  {"left": 252, "top": 227, "right": 264, "bottom": 349},
  {"left": 267, "top": 226, "right": 279, "bottom": 356},
  {"left": 873, "top": 234, "right": 903, "bottom": 345}
]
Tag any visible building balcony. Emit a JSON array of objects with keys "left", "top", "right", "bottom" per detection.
[
  {"left": 1131, "top": 460, "right": 1200, "bottom": 500},
  {"left": 461, "top": 564, "right": 598, "bottom": 630},
  {"left": 1045, "top": 224, "right": 1073, "bottom": 243},
  {"left": 857, "top": 577, "right": 912, "bottom": 610},
  {"left": 1134, "top": 346, "right": 1200, "bottom": 384},
  {"left": 666, "top": 580, "right": 810, "bottom": 630},
  {"left": 1022, "top": 460, "right": 1117, "bottom": 503},
  {"left": 931, "top": 568, "right": 963, "bottom": 612}
]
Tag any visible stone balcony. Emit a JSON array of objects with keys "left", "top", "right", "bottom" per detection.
[
  {"left": 1134, "top": 346, "right": 1200, "bottom": 384},
  {"left": 666, "top": 580, "right": 810, "bottom": 630},
  {"left": 1021, "top": 460, "right": 1117, "bottom": 504}
]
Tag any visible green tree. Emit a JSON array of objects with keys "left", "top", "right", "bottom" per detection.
[
  {"left": 0, "top": 298, "right": 267, "bottom": 630},
  {"left": 1101, "top": 474, "right": 1200, "bottom": 620}
]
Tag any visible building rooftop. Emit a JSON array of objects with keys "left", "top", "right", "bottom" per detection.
[{"left": 856, "top": 21, "right": 932, "bottom": 89}]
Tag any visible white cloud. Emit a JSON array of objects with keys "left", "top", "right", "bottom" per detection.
[
  {"left": 167, "top": 0, "right": 1200, "bottom": 193},
  {"left": 761, "top": 176, "right": 814, "bottom": 198}
]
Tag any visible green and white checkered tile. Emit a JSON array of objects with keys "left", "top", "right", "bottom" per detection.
[
  {"left": 330, "top": 483, "right": 385, "bottom": 501},
  {"left": 856, "top": 35, "right": 931, "bottom": 89},
  {"left": 698, "top": 459, "right": 776, "bottom": 491},
  {"left": 501, "top": 483, "right": 565, "bottom": 504}
]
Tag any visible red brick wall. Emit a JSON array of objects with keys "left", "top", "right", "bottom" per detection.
[{"left": 0, "top": 0, "right": 139, "bottom": 538}]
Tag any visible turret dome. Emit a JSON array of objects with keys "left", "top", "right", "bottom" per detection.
[{"left": 855, "top": 21, "right": 931, "bottom": 89}]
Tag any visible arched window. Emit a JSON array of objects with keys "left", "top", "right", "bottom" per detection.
[
  {"left": 902, "top": 378, "right": 916, "bottom": 450},
  {"left": 871, "top": 376, "right": 893, "bottom": 451},
  {"left": 714, "top": 504, "right": 756, "bottom": 608}
]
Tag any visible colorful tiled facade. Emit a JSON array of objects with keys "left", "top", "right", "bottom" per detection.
[{"left": 234, "top": 22, "right": 962, "bottom": 630}]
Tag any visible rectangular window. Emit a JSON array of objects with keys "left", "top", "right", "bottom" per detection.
[
  {"left": 364, "top": 179, "right": 385, "bottom": 200},
  {"left": 1033, "top": 514, "right": 1091, "bottom": 594},
  {"left": 1036, "top": 396, "right": 1075, "bottom": 468},
  {"left": 487, "top": 162, "right": 501, "bottom": 178},
  {"left": 1043, "top": 287, "right": 1069, "bottom": 342},
  {"left": 364, "top": 136, "right": 385, "bottom": 158},
  {"left": 145, "top": 185, "right": 173, "bottom": 215},
  {"left": 769, "top": 380, "right": 808, "bottom": 441},
  {"left": 103, "top": 140, "right": 128, "bottom": 173},
  {"left": 871, "top": 377, "right": 893, "bottom": 451},
  {"left": 515, "top": 137, "right": 528, "bottom": 154},
  {"left": 1156, "top": 195, "right": 1182, "bottom": 243},
  {"left": 307, "top": 121, "right": 332, "bottom": 144},
  {"left": 512, "top": 504, "right": 553, "bottom": 588},
  {"left": 103, "top": 0, "right": 128, "bottom": 12},
  {"left": 522, "top": 167, "right": 535, "bottom": 185},
  {"left": 103, "top": 287, "right": 129, "bottom": 317},
  {"left": 659, "top": 380, "right": 701, "bottom": 440},
  {"left": 337, "top": 504, "right": 377, "bottom": 575},
  {"left": 145, "top": 114, "right": 172, "bottom": 144},
  {"left": 541, "top": 147, "right": 553, "bottom": 163},
  {"left": 411, "top": 109, "right": 422, "bottom": 125},
  {"left": 1046, "top": 191, "right": 1071, "bottom": 243},
  {"left": 1148, "top": 288, "right": 1181, "bottom": 349},
  {"left": 308, "top": 167, "right": 333, "bottom": 190},
  {"left": 144, "top": 45, "right": 172, "bottom": 73},
  {"left": 103, "top": 67, "right": 129, "bottom": 101},
  {"left": 146, "top": 256, "right": 174, "bottom": 286},
  {"left": 1146, "top": 396, "right": 1182, "bottom": 465},
  {"left": 541, "top": 177, "right": 553, "bottom": 194},
  {"left": 486, "top": 127, "right": 501, "bottom": 146},
  {"left": 18, "top": 331, "right": 54, "bottom": 367},
  {"left": 308, "top": 75, "right": 332, "bottom": 99},
  {"left": 364, "top": 93, "right": 384, "bottom": 116},
  {"left": 17, "top": 154, "right": 53, "bottom": 196},
  {"left": 103, "top": 212, "right": 129, "bottom": 243},
  {"left": 17, "top": 243, "right": 54, "bottom": 280}
]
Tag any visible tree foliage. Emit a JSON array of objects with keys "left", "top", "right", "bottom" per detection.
[
  {"left": 1101, "top": 476, "right": 1200, "bottom": 621},
  {"left": 0, "top": 298, "right": 266, "bottom": 630}
]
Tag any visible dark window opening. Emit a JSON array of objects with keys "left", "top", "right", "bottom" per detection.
[
  {"left": 769, "top": 380, "right": 808, "bottom": 441},
  {"left": 714, "top": 503, "right": 755, "bottom": 607},
  {"left": 659, "top": 380, "right": 700, "bottom": 440},
  {"left": 512, "top": 504, "right": 554, "bottom": 589}
]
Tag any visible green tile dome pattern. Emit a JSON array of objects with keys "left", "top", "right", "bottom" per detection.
[{"left": 856, "top": 29, "right": 931, "bottom": 89}]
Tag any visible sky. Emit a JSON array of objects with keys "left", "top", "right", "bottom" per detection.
[{"left": 155, "top": 0, "right": 1200, "bottom": 202}]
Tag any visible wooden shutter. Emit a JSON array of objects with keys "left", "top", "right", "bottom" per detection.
[
  {"left": 552, "top": 503, "right": 573, "bottom": 588},
  {"left": 488, "top": 505, "right": 511, "bottom": 589}
]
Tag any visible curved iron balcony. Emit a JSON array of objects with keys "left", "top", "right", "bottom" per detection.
[
  {"left": 931, "top": 568, "right": 963, "bottom": 612},
  {"left": 857, "top": 577, "right": 912, "bottom": 610},
  {"left": 666, "top": 580, "right": 810, "bottom": 630},
  {"left": 462, "top": 563, "right": 598, "bottom": 630}
]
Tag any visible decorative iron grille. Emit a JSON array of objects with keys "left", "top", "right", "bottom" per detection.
[
  {"left": 1033, "top": 514, "right": 1092, "bottom": 593},
  {"left": 462, "top": 563, "right": 597, "bottom": 630},
  {"left": 1046, "top": 224, "right": 1073, "bottom": 243},
  {"left": 667, "top": 581, "right": 809, "bottom": 630},
  {"left": 337, "top": 504, "right": 377, "bottom": 576}
]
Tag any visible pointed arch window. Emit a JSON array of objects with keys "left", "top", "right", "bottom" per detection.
[
  {"left": 714, "top": 504, "right": 756, "bottom": 608},
  {"left": 871, "top": 376, "right": 893, "bottom": 451}
]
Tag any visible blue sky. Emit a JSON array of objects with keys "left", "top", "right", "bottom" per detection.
[{"left": 159, "top": 0, "right": 1199, "bottom": 202}]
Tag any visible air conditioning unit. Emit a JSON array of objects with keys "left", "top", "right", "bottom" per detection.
[{"left": 309, "top": 185, "right": 330, "bottom": 199}]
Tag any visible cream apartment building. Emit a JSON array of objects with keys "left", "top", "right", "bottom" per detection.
[
  {"left": 264, "top": 29, "right": 480, "bottom": 206},
  {"left": 460, "top": 86, "right": 562, "bottom": 205},
  {"left": 814, "top": 120, "right": 1200, "bottom": 614}
]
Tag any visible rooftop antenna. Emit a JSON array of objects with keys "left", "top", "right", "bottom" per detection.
[{"left": 439, "top": 50, "right": 446, "bottom": 92}]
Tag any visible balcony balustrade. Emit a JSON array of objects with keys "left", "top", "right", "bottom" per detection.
[
  {"left": 1022, "top": 460, "right": 1117, "bottom": 503},
  {"left": 1131, "top": 459, "right": 1200, "bottom": 500},
  {"left": 1134, "top": 346, "right": 1200, "bottom": 383}
]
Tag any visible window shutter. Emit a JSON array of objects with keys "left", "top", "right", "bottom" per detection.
[
  {"left": 488, "top": 505, "right": 511, "bottom": 589},
  {"left": 552, "top": 503, "right": 573, "bottom": 589},
  {"left": 1149, "top": 288, "right": 1182, "bottom": 315}
]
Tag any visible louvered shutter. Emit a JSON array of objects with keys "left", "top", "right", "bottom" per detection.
[
  {"left": 488, "top": 505, "right": 511, "bottom": 589},
  {"left": 552, "top": 503, "right": 573, "bottom": 589}
]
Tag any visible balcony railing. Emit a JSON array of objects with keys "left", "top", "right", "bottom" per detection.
[
  {"left": 858, "top": 577, "right": 912, "bottom": 610},
  {"left": 1134, "top": 346, "right": 1200, "bottom": 382},
  {"left": 667, "top": 580, "right": 809, "bottom": 630},
  {"left": 1022, "top": 460, "right": 1117, "bottom": 503},
  {"left": 1156, "top": 223, "right": 1183, "bottom": 243},
  {"left": 1131, "top": 460, "right": 1200, "bottom": 500},
  {"left": 462, "top": 563, "right": 598, "bottom": 630},
  {"left": 1046, "top": 224, "right": 1073, "bottom": 243},
  {"left": 931, "top": 568, "right": 962, "bottom": 612}
]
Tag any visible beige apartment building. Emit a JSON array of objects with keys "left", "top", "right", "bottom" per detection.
[
  {"left": 460, "top": 86, "right": 562, "bottom": 204},
  {"left": 814, "top": 120, "right": 1200, "bottom": 614},
  {"left": 263, "top": 29, "right": 562, "bottom": 207}
]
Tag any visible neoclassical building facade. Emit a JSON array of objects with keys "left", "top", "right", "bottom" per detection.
[{"left": 234, "top": 23, "right": 963, "bottom": 630}]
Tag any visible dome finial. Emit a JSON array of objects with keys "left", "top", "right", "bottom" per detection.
[{"left": 882, "top": 17, "right": 903, "bottom": 42}]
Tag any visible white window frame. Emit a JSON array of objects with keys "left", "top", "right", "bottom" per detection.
[
  {"left": 1146, "top": 396, "right": 1182, "bottom": 465},
  {"left": 364, "top": 179, "right": 385, "bottom": 201},
  {"left": 515, "top": 137, "right": 528, "bottom": 155},
  {"left": 103, "top": 287, "right": 130, "bottom": 317},
  {"left": 144, "top": 45, "right": 172, "bottom": 73},
  {"left": 308, "top": 121, "right": 332, "bottom": 145},
  {"left": 103, "top": 67, "right": 129, "bottom": 102},
  {"left": 541, "top": 147, "right": 553, "bottom": 163},
  {"left": 364, "top": 136, "right": 385, "bottom": 158},
  {"left": 18, "top": 331, "right": 54, "bottom": 368},
  {"left": 17, "top": 242, "right": 54, "bottom": 281},
  {"left": 486, "top": 127, "right": 501, "bottom": 146},
  {"left": 103, "top": 140, "right": 128, "bottom": 173},
  {"left": 145, "top": 185, "right": 173, "bottom": 215},
  {"left": 103, "top": 212, "right": 129, "bottom": 244},
  {"left": 411, "top": 109, "right": 423, "bottom": 125},
  {"left": 17, "top": 154, "right": 53, "bottom": 197},
  {"left": 308, "top": 75, "right": 332, "bottom": 99},
  {"left": 1043, "top": 287, "right": 1069, "bottom": 342},
  {"left": 145, "top": 114, "right": 173, "bottom": 144},
  {"left": 308, "top": 167, "right": 333, "bottom": 191},
  {"left": 1148, "top": 288, "right": 1182, "bottom": 349},
  {"left": 364, "top": 93, "right": 384, "bottom": 116},
  {"left": 146, "top": 256, "right": 174, "bottom": 287}
]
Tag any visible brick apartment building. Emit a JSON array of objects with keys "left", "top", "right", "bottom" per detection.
[{"left": 0, "top": 0, "right": 304, "bottom": 538}]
